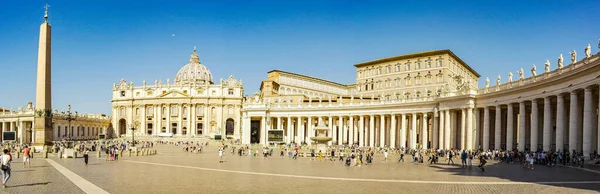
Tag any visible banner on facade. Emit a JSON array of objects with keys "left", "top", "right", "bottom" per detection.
[
  {"left": 268, "top": 130, "right": 284, "bottom": 142},
  {"left": 2, "top": 132, "right": 16, "bottom": 141}
]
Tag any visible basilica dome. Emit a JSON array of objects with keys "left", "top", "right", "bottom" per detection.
[{"left": 174, "top": 47, "right": 214, "bottom": 85}]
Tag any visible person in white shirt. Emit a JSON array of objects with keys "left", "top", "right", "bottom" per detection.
[
  {"left": 1, "top": 149, "right": 11, "bottom": 188},
  {"left": 219, "top": 148, "right": 224, "bottom": 163}
]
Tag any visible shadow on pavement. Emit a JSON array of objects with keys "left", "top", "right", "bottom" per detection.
[
  {"left": 426, "top": 159, "right": 600, "bottom": 192},
  {"left": 9, "top": 181, "right": 52, "bottom": 188}
]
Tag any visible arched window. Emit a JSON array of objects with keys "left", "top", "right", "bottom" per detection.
[
  {"left": 162, "top": 107, "right": 166, "bottom": 115},
  {"left": 120, "top": 108, "right": 125, "bottom": 116},
  {"left": 197, "top": 105, "right": 203, "bottom": 115},
  {"left": 135, "top": 108, "right": 139, "bottom": 115},
  {"left": 211, "top": 107, "right": 216, "bottom": 115},
  {"left": 183, "top": 107, "right": 188, "bottom": 115}
]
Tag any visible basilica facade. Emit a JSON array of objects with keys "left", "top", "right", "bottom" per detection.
[
  {"left": 241, "top": 43, "right": 600, "bottom": 158},
  {"left": 111, "top": 48, "right": 244, "bottom": 139}
]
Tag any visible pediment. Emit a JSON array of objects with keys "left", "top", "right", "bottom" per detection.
[{"left": 157, "top": 90, "right": 189, "bottom": 98}]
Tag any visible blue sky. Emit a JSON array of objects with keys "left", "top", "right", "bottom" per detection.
[{"left": 0, "top": 0, "right": 598, "bottom": 114}]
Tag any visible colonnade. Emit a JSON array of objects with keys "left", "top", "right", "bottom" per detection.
[
  {"left": 0, "top": 120, "right": 31, "bottom": 143},
  {"left": 480, "top": 86, "right": 600, "bottom": 157},
  {"left": 250, "top": 110, "right": 477, "bottom": 150}
]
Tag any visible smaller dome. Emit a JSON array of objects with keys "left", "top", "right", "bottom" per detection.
[{"left": 174, "top": 47, "right": 214, "bottom": 85}]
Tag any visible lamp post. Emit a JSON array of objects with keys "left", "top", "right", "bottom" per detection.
[
  {"left": 129, "top": 121, "right": 139, "bottom": 146},
  {"left": 64, "top": 105, "right": 77, "bottom": 143}
]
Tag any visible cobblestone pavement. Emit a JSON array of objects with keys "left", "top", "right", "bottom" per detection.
[
  {"left": 0, "top": 154, "right": 83, "bottom": 194},
  {"left": 44, "top": 144, "right": 600, "bottom": 194}
]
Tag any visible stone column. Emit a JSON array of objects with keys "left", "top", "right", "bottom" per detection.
[
  {"left": 411, "top": 113, "right": 417, "bottom": 149},
  {"left": 598, "top": 87, "right": 600, "bottom": 154},
  {"left": 474, "top": 108, "right": 480, "bottom": 150},
  {"left": 190, "top": 104, "right": 195, "bottom": 136},
  {"left": 141, "top": 106, "right": 146, "bottom": 136},
  {"left": 299, "top": 117, "right": 305, "bottom": 144},
  {"left": 439, "top": 111, "right": 445, "bottom": 149},
  {"left": 483, "top": 107, "right": 490, "bottom": 151},
  {"left": 466, "top": 108, "right": 473, "bottom": 150},
  {"left": 495, "top": 105, "right": 502, "bottom": 150},
  {"left": 155, "top": 105, "right": 161, "bottom": 135},
  {"left": 359, "top": 115, "right": 365, "bottom": 147},
  {"left": 518, "top": 102, "right": 526, "bottom": 151},
  {"left": 19, "top": 121, "right": 24, "bottom": 144},
  {"left": 543, "top": 97, "right": 553, "bottom": 151},
  {"left": 422, "top": 113, "right": 428, "bottom": 149},
  {"left": 569, "top": 91, "right": 578, "bottom": 152},
  {"left": 433, "top": 112, "right": 438, "bottom": 149},
  {"left": 307, "top": 117, "right": 313, "bottom": 146},
  {"left": 583, "top": 88, "right": 594, "bottom": 156},
  {"left": 349, "top": 116, "right": 354, "bottom": 145},
  {"left": 260, "top": 116, "right": 266, "bottom": 145},
  {"left": 166, "top": 104, "right": 171, "bottom": 134},
  {"left": 556, "top": 94, "right": 566, "bottom": 152},
  {"left": 507, "top": 104, "right": 514, "bottom": 151},
  {"left": 444, "top": 110, "right": 451, "bottom": 149},
  {"left": 390, "top": 114, "right": 396, "bottom": 148},
  {"left": 369, "top": 115, "right": 375, "bottom": 147},
  {"left": 178, "top": 104, "right": 183, "bottom": 135},
  {"left": 460, "top": 109, "right": 466, "bottom": 149},
  {"left": 338, "top": 116, "right": 343, "bottom": 145},
  {"left": 401, "top": 114, "right": 407, "bottom": 149},
  {"left": 379, "top": 114, "right": 385, "bottom": 147},
  {"left": 288, "top": 117, "right": 293, "bottom": 144},
  {"left": 328, "top": 116, "right": 334, "bottom": 145},
  {"left": 342, "top": 117, "right": 347, "bottom": 144},
  {"left": 451, "top": 111, "right": 457, "bottom": 148},
  {"left": 531, "top": 99, "right": 539, "bottom": 151},
  {"left": 277, "top": 117, "right": 282, "bottom": 130},
  {"left": 296, "top": 117, "right": 302, "bottom": 144}
]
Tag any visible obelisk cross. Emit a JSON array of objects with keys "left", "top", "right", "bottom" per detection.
[{"left": 44, "top": 4, "right": 49, "bottom": 22}]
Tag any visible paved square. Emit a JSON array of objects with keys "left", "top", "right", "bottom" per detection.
[{"left": 7, "top": 143, "right": 598, "bottom": 193}]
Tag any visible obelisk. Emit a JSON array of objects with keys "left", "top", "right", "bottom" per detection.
[{"left": 34, "top": 4, "right": 53, "bottom": 147}]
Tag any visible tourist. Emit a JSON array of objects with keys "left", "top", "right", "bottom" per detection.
[
  {"left": 461, "top": 150, "right": 467, "bottom": 168},
  {"left": 383, "top": 150, "right": 388, "bottom": 162},
  {"left": 478, "top": 155, "right": 487, "bottom": 172},
  {"left": 22, "top": 146, "right": 31, "bottom": 168},
  {"left": 1, "top": 149, "right": 11, "bottom": 188},
  {"left": 447, "top": 151, "right": 454, "bottom": 165},
  {"left": 467, "top": 152, "right": 473, "bottom": 167},
  {"left": 83, "top": 149, "right": 89, "bottom": 166},
  {"left": 398, "top": 152, "right": 405, "bottom": 162},
  {"left": 219, "top": 148, "right": 224, "bottom": 163}
]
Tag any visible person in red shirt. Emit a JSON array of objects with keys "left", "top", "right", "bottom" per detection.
[{"left": 22, "top": 146, "right": 31, "bottom": 168}]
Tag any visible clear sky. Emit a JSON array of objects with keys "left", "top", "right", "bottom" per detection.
[{"left": 0, "top": 0, "right": 598, "bottom": 115}]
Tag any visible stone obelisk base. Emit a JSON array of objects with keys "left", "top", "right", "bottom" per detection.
[{"left": 33, "top": 116, "right": 53, "bottom": 151}]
